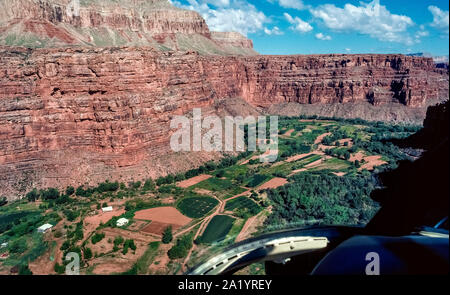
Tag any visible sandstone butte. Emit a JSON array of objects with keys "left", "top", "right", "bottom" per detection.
[{"left": 0, "top": 0, "right": 448, "bottom": 200}]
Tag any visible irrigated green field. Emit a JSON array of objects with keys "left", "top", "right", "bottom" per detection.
[
  {"left": 0, "top": 114, "right": 422, "bottom": 275},
  {"left": 198, "top": 215, "right": 235, "bottom": 244},
  {"left": 193, "top": 177, "right": 247, "bottom": 199},
  {"left": 176, "top": 196, "right": 219, "bottom": 219},
  {"left": 225, "top": 197, "right": 261, "bottom": 216}
]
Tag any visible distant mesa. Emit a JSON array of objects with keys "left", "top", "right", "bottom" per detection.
[{"left": 0, "top": 0, "right": 257, "bottom": 55}]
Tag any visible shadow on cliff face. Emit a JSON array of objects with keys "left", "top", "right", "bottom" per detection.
[{"left": 366, "top": 100, "right": 449, "bottom": 236}]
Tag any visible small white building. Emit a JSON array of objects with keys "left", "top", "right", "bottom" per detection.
[
  {"left": 116, "top": 218, "right": 129, "bottom": 227},
  {"left": 102, "top": 206, "right": 113, "bottom": 213},
  {"left": 37, "top": 223, "right": 53, "bottom": 233},
  {"left": 1, "top": 242, "right": 7, "bottom": 248}
]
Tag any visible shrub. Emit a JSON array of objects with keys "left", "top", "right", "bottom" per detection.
[
  {"left": 122, "top": 239, "right": 136, "bottom": 255},
  {"left": 167, "top": 232, "right": 194, "bottom": 260},
  {"left": 91, "top": 232, "right": 105, "bottom": 245},
  {"left": 54, "top": 262, "right": 65, "bottom": 274},
  {"left": 162, "top": 226, "right": 173, "bottom": 244},
  {"left": 65, "top": 186, "right": 75, "bottom": 196},
  {"left": 9, "top": 238, "right": 27, "bottom": 254},
  {"left": 83, "top": 247, "right": 93, "bottom": 260},
  {"left": 41, "top": 188, "right": 60, "bottom": 200},
  {"left": 26, "top": 189, "right": 39, "bottom": 202},
  {"left": 143, "top": 179, "right": 155, "bottom": 191}
]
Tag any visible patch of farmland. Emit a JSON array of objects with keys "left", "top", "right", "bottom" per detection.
[
  {"left": 177, "top": 174, "right": 212, "bottom": 188},
  {"left": 198, "top": 215, "right": 235, "bottom": 244},
  {"left": 258, "top": 177, "right": 288, "bottom": 190},
  {"left": 245, "top": 174, "right": 271, "bottom": 188},
  {"left": 193, "top": 177, "right": 233, "bottom": 192},
  {"left": 225, "top": 197, "right": 261, "bottom": 216},
  {"left": 177, "top": 196, "right": 219, "bottom": 219}
]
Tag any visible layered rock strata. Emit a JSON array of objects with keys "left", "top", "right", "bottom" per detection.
[{"left": 0, "top": 46, "right": 448, "bottom": 199}]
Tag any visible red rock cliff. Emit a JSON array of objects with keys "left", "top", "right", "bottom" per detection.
[
  {"left": 0, "top": 0, "right": 257, "bottom": 55},
  {"left": 0, "top": 46, "right": 448, "bottom": 199}
]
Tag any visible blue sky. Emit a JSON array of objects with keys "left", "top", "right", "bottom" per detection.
[{"left": 171, "top": 0, "right": 449, "bottom": 56}]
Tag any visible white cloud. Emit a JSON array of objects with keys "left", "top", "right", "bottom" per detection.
[
  {"left": 284, "top": 12, "right": 313, "bottom": 33},
  {"left": 315, "top": 32, "right": 331, "bottom": 40},
  {"left": 268, "top": 0, "right": 306, "bottom": 10},
  {"left": 309, "top": 0, "right": 415, "bottom": 45},
  {"left": 172, "top": 0, "right": 269, "bottom": 36},
  {"left": 428, "top": 5, "right": 449, "bottom": 35},
  {"left": 264, "top": 26, "right": 284, "bottom": 35},
  {"left": 414, "top": 25, "right": 429, "bottom": 42},
  {"left": 205, "top": 0, "right": 230, "bottom": 7}
]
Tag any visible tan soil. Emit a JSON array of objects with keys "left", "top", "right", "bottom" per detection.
[
  {"left": 235, "top": 211, "right": 268, "bottom": 242},
  {"left": 314, "top": 132, "right": 332, "bottom": 145},
  {"left": 127, "top": 220, "right": 149, "bottom": 231},
  {"left": 90, "top": 238, "right": 150, "bottom": 275},
  {"left": 305, "top": 158, "right": 324, "bottom": 168},
  {"left": 134, "top": 207, "right": 192, "bottom": 226},
  {"left": 333, "top": 172, "right": 347, "bottom": 177},
  {"left": 350, "top": 151, "right": 365, "bottom": 162},
  {"left": 284, "top": 129, "right": 295, "bottom": 136},
  {"left": 148, "top": 243, "right": 172, "bottom": 275},
  {"left": 286, "top": 152, "right": 313, "bottom": 163},
  {"left": 84, "top": 209, "right": 126, "bottom": 236},
  {"left": 142, "top": 221, "right": 183, "bottom": 236},
  {"left": 258, "top": 177, "right": 288, "bottom": 190},
  {"left": 161, "top": 197, "right": 176, "bottom": 205},
  {"left": 359, "top": 155, "right": 387, "bottom": 171},
  {"left": 177, "top": 174, "right": 212, "bottom": 188}
]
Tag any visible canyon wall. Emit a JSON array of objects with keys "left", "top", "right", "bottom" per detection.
[
  {"left": 0, "top": 0, "right": 256, "bottom": 55},
  {"left": 0, "top": 46, "right": 448, "bottom": 199}
]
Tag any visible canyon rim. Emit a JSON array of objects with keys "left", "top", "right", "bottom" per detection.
[{"left": 0, "top": 0, "right": 448, "bottom": 200}]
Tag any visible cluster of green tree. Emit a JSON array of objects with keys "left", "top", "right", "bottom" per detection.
[
  {"left": 123, "top": 199, "right": 162, "bottom": 213},
  {"left": 96, "top": 181, "right": 120, "bottom": 193},
  {"left": 321, "top": 130, "right": 350, "bottom": 146},
  {"left": 91, "top": 232, "right": 105, "bottom": 244},
  {"left": 0, "top": 211, "right": 37, "bottom": 234},
  {"left": 2, "top": 211, "right": 60, "bottom": 238},
  {"left": 156, "top": 152, "right": 252, "bottom": 188},
  {"left": 25, "top": 187, "right": 76, "bottom": 206},
  {"left": 61, "top": 221, "right": 83, "bottom": 253},
  {"left": 17, "top": 263, "right": 33, "bottom": 275},
  {"left": 142, "top": 179, "right": 155, "bottom": 192},
  {"left": 113, "top": 236, "right": 124, "bottom": 252},
  {"left": 83, "top": 247, "right": 93, "bottom": 260},
  {"left": 158, "top": 184, "right": 183, "bottom": 196},
  {"left": 325, "top": 148, "right": 351, "bottom": 160},
  {"left": 63, "top": 209, "right": 79, "bottom": 222},
  {"left": 168, "top": 232, "right": 194, "bottom": 260},
  {"left": 122, "top": 239, "right": 137, "bottom": 255},
  {"left": 350, "top": 137, "right": 406, "bottom": 166},
  {"left": 233, "top": 207, "right": 261, "bottom": 219},
  {"left": 280, "top": 115, "right": 421, "bottom": 132},
  {"left": 162, "top": 226, "right": 173, "bottom": 244},
  {"left": 279, "top": 140, "right": 311, "bottom": 159},
  {"left": 266, "top": 171, "right": 379, "bottom": 227},
  {"left": 8, "top": 237, "right": 28, "bottom": 254}
]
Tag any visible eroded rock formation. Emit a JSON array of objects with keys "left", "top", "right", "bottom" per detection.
[
  {"left": 0, "top": 0, "right": 257, "bottom": 55},
  {"left": 0, "top": 0, "right": 448, "bottom": 199},
  {"left": 0, "top": 46, "right": 448, "bottom": 199}
]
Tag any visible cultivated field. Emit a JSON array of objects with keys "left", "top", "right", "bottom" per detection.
[
  {"left": 198, "top": 215, "right": 235, "bottom": 244},
  {"left": 177, "top": 196, "right": 219, "bottom": 219},
  {"left": 0, "top": 116, "right": 419, "bottom": 275}
]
